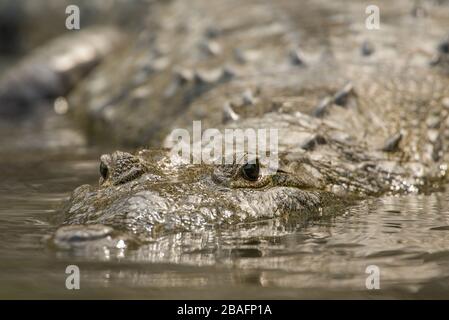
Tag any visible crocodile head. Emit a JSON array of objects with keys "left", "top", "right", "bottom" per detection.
[
  {"left": 55, "top": 104, "right": 449, "bottom": 247},
  {"left": 56, "top": 148, "right": 337, "bottom": 246}
]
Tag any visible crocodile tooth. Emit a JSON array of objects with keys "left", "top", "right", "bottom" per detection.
[
  {"left": 381, "top": 132, "right": 403, "bottom": 152},
  {"left": 313, "top": 96, "right": 332, "bottom": 118},
  {"left": 333, "top": 82, "right": 354, "bottom": 106},
  {"left": 222, "top": 102, "right": 240, "bottom": 123}
]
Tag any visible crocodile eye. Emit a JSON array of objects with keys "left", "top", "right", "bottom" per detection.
[
  {"left": 100, "top": 161, "right": 109, "bottom": 179},
  {"left": 241, "top": 160, "right": 260, "bottom": 181}
]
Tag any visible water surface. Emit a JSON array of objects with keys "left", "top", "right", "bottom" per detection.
[{"left": 1, "top": 141, "right": 449, "bottom": 299}]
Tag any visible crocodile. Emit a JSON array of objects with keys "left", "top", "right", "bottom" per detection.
[
  {"left": 0, "top": 27, "right": 124, "bottom": 118},
  {"left": 48, "top": 0, "right": 449, "bottom": 248},
  {"left": 65, "top": 0, "right": 449, "bottom": 147},
  {"left": 3, "top": 0, "right": 446, "bottom": 247},
  {"left": 0, "top": 0, "right": 155, "bottom": 119},
  {"left": 56, "top": 64, "right": 449, "bottom": 245}
]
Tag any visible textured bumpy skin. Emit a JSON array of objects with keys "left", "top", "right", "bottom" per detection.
[
  {"left": 54, "top": 0, "right": 449, "bottom": 246},
  {"left": 0, "top": 28, "right": 123, "bottom": 118},
  {"left": 61, "top": 149, "right": 335, "bottom": 241}
]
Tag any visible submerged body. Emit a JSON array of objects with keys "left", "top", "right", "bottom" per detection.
[
  {"left": 3, "top": 0, "right": 443, "bottom": 246},
  {"left": 0, "top": 28, "right": 123, "bottom": 118},
  {"left": 58, "top": 68, "right": 449, "bottom": 244}
]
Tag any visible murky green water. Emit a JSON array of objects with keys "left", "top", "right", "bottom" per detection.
[{"left": 1, "top": 123, "right": 449, "bottom": 299}]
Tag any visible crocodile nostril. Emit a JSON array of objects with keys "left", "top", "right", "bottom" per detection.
[{"left": 100, "top": 161, "right": 109, "bottom": 180}]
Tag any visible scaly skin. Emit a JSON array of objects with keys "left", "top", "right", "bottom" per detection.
[
  {"left": 59, "top": 149, "right": 336, "bottom": 244},
  {"left": 67, "top": 0, "right": 449, "bottom": 147},
  {"left": 0, "top": 27, "right": 124, "bottom": 118},
  {"left": 40, "top": 0, "right": 449, "bottom": 246},
  {"left": 58, "top": 75, "right": 449, "bottom": 245}
]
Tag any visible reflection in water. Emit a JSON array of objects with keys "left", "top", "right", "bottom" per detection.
[{"left": 1, "top": 147, "right": 449, "bottom": 298}]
